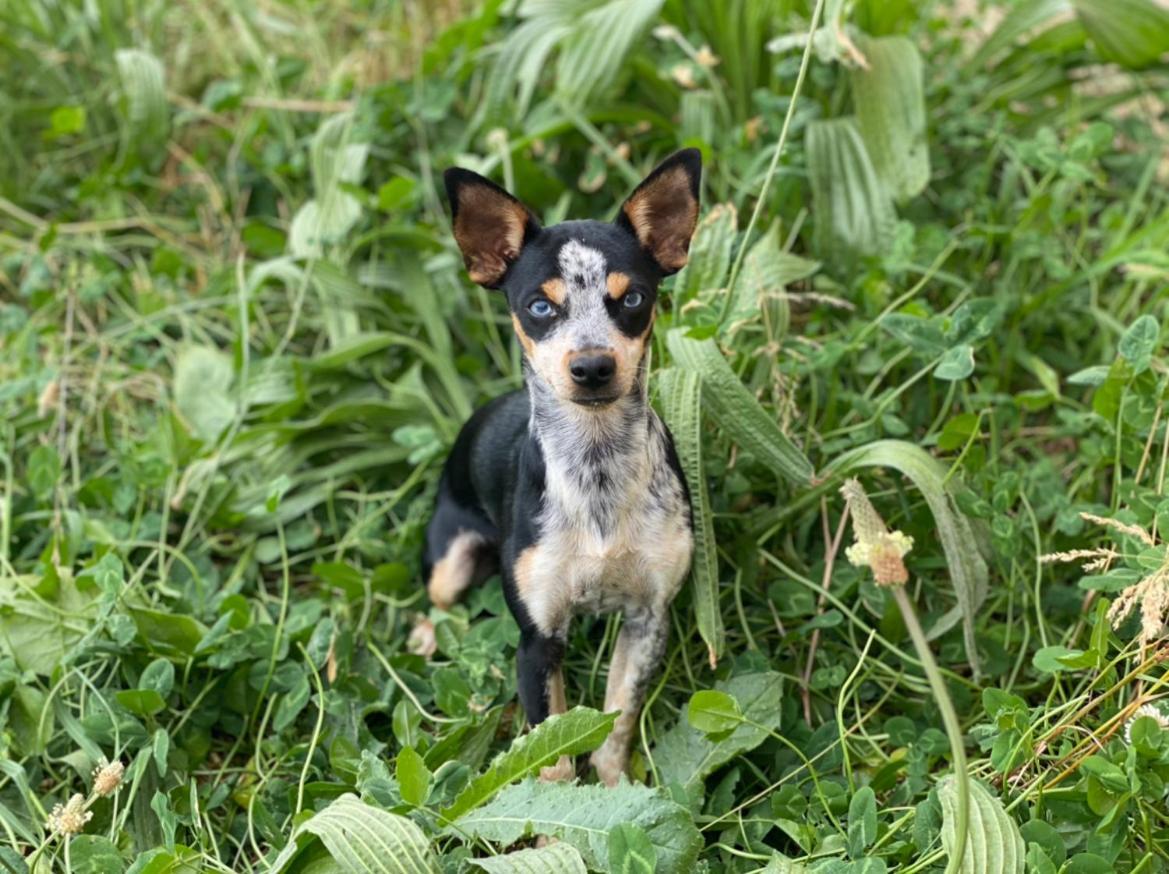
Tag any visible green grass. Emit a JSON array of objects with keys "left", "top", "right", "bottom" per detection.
[{"left": 3, "top": 0, "right": 1169, "bottom": 872}]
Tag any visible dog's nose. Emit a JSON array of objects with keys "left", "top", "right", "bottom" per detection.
[{"left": 569, "top": 353, "right": 616, "bottom": 389}]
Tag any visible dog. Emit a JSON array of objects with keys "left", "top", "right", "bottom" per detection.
[{"left": 422, "top": 149, "right": 700, "bottom": 786}]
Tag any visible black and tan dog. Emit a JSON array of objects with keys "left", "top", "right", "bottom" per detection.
[{"left": 422, "top": 150, "right": 700, "bottom": 785}]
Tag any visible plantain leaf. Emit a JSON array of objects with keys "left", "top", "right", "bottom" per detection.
[
  {"left": 470, "top": 842, "right": 587, "bottom": 874},
  {"left": 289, "top": 113, "right": 369, "bottom": 259},
  {"left": 271, "top": 794, "right": 439, "bottom": 874},
  {"left": 487, "top": 0, "right": 664, "bottom": 114},
  {"left": 114, "top": 49, "right": 169, "bottom": 160},
  {"left": 806, "top": 117, "right": 897, "bottom": 258},
  {"left": 852, "top": 35, "right": 929, "bottom": 201},
  {"left": 652, "top": 672, "right": 783, "bottom": 792},
  {"left": 173, "top": 345, "right": 235, "bottom": 443},
  {"left": 451, "top": 778, "right": 701, "bottom": 874},
  {"left": 1072, "top": 0, "right": 1169, "bottom": 68},
  {"left": 674, "top": 204, "right": 737, "bottom": 302},
  {"left": 556, "top": 0, "right": 665, "bottom": 106},
  {"left": 667, "top": 329, "right": 814, "bottom": 486},
  {"left": 658, "top": 368, "right": 723, "bottom": 667},
  {"left": 722, "top": 223, "right": 817, "bottom": 340},
  {"left": 826, "top": 440, "right": 990, "bottom": 678},
  {"left": 939, "top": 778, "right": 1024, "bottom": 874},
  {"left": 441, "top": 707, "right": 615, "bottom": 820},
  {"left": 969, "top": 0, "right": 1073, "bottom": 68}
]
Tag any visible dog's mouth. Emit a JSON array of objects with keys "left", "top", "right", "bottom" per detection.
[{"left": 570, "top": 394, "right": 621, "bottom": 408}]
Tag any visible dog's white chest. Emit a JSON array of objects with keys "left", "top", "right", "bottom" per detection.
[{"left": 514, "top": 421, "right": 693, "bottom": 635}]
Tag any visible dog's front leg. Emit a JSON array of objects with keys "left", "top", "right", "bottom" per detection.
[
  {"left": 517, "top": 627, "right": 575, "bottom": 781},
  {"left": 590, "top": 609, "right": 669, "bottom": 786}
]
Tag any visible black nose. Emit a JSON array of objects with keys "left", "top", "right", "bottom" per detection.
[{"left": 569, "top": 354, "right": 616, "bottom": 389}]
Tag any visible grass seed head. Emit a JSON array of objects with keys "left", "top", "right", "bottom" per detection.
[
  {"left": 841, "top": 479, "right": 913, "bottom": 587},
  {"left": 48, "top": 794, "right": 91, "bottom": 836},
  {"left": 92, "top": 758, "right": 125, "bottom": 797}
]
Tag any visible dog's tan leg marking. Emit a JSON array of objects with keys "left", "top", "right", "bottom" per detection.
[
  {"left": 539, "top": 667, "right": 575, "bottom": 781},
  {"left": 591, "top": 612, "right": 669, "bottom": 786},
  {"left": 426, "top": 530, "right": 487, "bottom": 610}
]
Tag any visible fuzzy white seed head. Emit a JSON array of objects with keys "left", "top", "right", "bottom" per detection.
[
  {"left": 92, "top": 758, "right": 125, "bottom": 797},
  {"left": 48, "top": 793, "right": 92, "bottom": 836}
]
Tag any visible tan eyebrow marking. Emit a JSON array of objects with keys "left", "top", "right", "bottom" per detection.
[
  {"left": 606, "top": 272, "right": 631, "bottom": 299},
  {"left": 541, "top": 277, "right": 567, "bottom": 305}
]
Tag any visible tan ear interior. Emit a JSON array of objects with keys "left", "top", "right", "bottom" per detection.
[
  {"left": 453, "top": 185, "right": 529, "bottom": 286},
  {"left": 621, "top": 165, "right": 699, "bottom": 272}
]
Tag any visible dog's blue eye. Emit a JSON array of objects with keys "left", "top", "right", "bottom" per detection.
[
  {"left": 623, "top": 291, "right": 645, "bottom": 309},
  {"left": 528, "top": 299, "right": 554, "bottom": 317}
]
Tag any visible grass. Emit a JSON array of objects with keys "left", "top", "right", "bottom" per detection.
[{"left": 3, "top": 0, "right": 1169, "bottom": 872}]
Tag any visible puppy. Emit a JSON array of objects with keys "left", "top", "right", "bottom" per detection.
[{"left": 423, "top": 150, "right": 700, "bottom": 785}]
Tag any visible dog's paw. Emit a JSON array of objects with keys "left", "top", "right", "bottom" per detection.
[
  {"left": 407, "top": 617, "right": 438, "bottom": 658},
  {"left": 539, "top": 755, "right": 575, "bottom": 782},
  {"left": 590, "top": 744, "right": 626, "bottom": 787}
]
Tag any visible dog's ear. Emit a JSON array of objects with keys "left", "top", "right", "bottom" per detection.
[
  {"left": 615, "top": 148, "right": 701, "bottom": 275},
  {"left": 444, "top": 168, "right": 540, "bottom": 288}
]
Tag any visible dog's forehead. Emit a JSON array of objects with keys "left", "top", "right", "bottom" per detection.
[{"left": 557, "top": 239, "right": 607, "bottom": 287}]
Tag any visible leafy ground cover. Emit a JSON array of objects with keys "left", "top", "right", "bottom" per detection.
[{"left": 2, "top": 0, "right": 1169, "bottom": 871}]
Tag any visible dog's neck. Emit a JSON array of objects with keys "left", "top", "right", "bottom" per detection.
[{"left": 525, "top": 365, "right": 653, "bottom": 538}]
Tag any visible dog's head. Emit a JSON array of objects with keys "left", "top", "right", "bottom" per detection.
[{"left": 444, "top": 150, "right": 701, "bottom": 408}]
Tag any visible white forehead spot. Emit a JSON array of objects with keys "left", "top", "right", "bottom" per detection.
[
  {"left": 557, "top": 240, "right": 606, "bottom": 289},
  {"left": 557, "top": 240, "right": 612, "bottom": 348}
]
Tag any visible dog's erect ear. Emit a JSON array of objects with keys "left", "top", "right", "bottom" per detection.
[
  {"left": 444, "top": 168, "right": 540, "bottom": 288},
  {"left": 615, "top": 148, "right": 701, "bottom": 275}
]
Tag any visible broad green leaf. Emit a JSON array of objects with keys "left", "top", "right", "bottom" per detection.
[
  {"left": 488, "top": 0, "right": 664, "bottom": 113},
  {"left": 608, "top": 823, "right": 657, "bottom": 874},
  {"left": 806, "top": 117, "right": 896, "bottom": 258},
  {"left": 116, "top": 689, "right": 166, "bottom": 717},
  {"left": 275, "top": 794, "right": 438, "bottom": 874},
  {"left": 852, "top": 36, "right": 929, "bottom": 200},
  {"left": 68, "top": 836, "right": 125, "bottom": 874},
  {"left": 674, "top": 204, "right": 737, "bottom": 301},
  {"left": 939, "top": 778, "right": 1024, "bottom": 874},
  {"left": 114, "top": 49, "right": 168, "bottom": 160},
  {"left": 969, "top": 0, "right": 1073, "bottom": 67},
  {"left": 26, "top": 444, "right": 60, "bottom": 501},
  {"left": 847, "top": 787, "right": 878, "bottom": 858},
  {"left": 0, "top": 573, "right": 99, "bottom": 676},
  {"left": 653, "top": 672, "right": 784, "bottom": 791},
  {"left": 173, "top": 345, "right": 235, "bottom": 443},
  {"left": 441, "top": 707, "right": 616, "bottom": 820},
  {"left": 139, "top": 658, "right": 175, "bottom": 698},
  {"left": 667, "top": 329, "right": 814, "bottom": 486},
  {"left": 396, "top": 746, "right": 431, "bottom": 807},
  {"left": 273, "top": 672, "right": 312, "bottom": 732},
  {"left": 131, "top": 609, "right": 208, "bottom": 658},
  {"left": 451, "top": 778, "right": 701, "bottom": 874},
  {"left": 471, "top": 843, "right": 587, "bottom": 874},
  {"left": 687, "top": 690, "right": 742, "bottom": 735},
  {"left": 289, "top": 113, "right": 369, "bottom": 258},
  {"left": 658, "top": 368, "right": 723, "bottom": 667},
  {"left": 722, "top": 223, "right": 817, "bottom": 338},
  {"left": 934, "top": 344, "right": 975, "bottom": 381},
  {"left": 826, "top": 440, "right": 990, "bottom": 677},
  {"left": 1072, "top": 0, "right": 1169, "bottom": 68},
  {"left": 555, "top": 0, "right": 665, "bottom": 106},
  {"left": 1118, "top": 313, "right": 1160, "bottom": 374}
]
